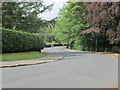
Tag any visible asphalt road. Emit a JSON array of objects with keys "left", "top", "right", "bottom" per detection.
[{"left": 2, "top": 46, "right": 118, "bottom": 88}]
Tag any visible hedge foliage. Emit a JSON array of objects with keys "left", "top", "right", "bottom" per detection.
[{"left": 2, "top": 28, "right": 45, "bottom": 53}]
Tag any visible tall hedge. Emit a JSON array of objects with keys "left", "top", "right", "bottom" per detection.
[{"left": 2, "top": 28, "right": 45, "bottom": 53}]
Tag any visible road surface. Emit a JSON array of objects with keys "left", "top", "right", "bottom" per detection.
[{"left": 2, "top": 46, "right": 118, "bottom": 88}]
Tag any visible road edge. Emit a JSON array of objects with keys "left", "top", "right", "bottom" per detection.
[
  {"left": 0, "top": 55, "right": 64, "bottom": 69},
  {"left": 64, "top": 48, "right": 119, "bottom": 59}
]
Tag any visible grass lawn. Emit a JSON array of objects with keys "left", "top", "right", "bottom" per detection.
[{"left": 1, "top": 52, "right": 47, "bottom": 61}]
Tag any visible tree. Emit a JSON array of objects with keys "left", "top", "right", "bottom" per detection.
[
  {"left": 2, "top": 2, "right": 21, "bottom": 29},
  {"left": 85, "top": 2, "right": 120, "bottom": 45},
  {"left": 83, "top": 2, "right": 120, "bottom": 52},
  {"left": 52, "top": 2, "right": 89, "bottom": 49},
  {"left": 39, "top": 18, "right": 56, "bottom": 42},
  {"left": 2, "top": 2, "right": 53, "bottom": 33}
]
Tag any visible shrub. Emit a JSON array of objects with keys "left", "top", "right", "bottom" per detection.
[{"left": 2, "top": 28, "right": 45, "bottom": 53}]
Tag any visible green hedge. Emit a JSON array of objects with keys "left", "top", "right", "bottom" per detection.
[{"left": 2, "top": 28, "right": 45, "bottom": 53}]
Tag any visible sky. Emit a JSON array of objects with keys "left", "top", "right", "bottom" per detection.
[{"left": 40, "top": 0, "right": 68, "bottom": 20}]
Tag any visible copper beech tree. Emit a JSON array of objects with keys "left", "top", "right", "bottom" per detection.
[{"left": 84, "top": 2, "right": 120, "bottom": 52}]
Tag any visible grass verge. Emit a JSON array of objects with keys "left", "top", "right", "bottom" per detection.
[
  {"left": 1, "top": 51, "right": 47, "bottom": 61},
  {"left": 98, "top": 52, "right": 119, "bottom": 58}
]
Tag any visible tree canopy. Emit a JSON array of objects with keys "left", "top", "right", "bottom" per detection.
[
  {"left": 52, "top": 2, "right": 89, "bottom": 50},
  {"left": 52, "top": 2, "right": 120, "bottom": 52},
  {"left": 2, "top": 1, "right": 120, "bottom": 52},
  {"left": 2, "top": 2, "right": 53, "bottom": 33},
  {"left": 85, "top": 2, "right": 120, "bottom": 45}
]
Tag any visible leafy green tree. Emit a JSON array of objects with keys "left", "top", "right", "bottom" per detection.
[
  {"left": 52, "top": 2, "right": 89, "bottom": 49},
  {"left": 40, "top": 18, "right": 56, "bottom": 42},
  {"left": 2, "top": 2, "right": 53, "bottom": 33},
  {"left": 2, "top": 2, "right": 21, "bottom": 29}
]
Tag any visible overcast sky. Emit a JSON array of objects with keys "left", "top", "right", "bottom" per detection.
[{"left": 40, "top": 0, "right": 68, "bottom": 20}]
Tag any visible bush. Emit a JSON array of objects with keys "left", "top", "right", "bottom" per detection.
[{"left": 2, "top": 28, "right": 45, "bottom": 53}]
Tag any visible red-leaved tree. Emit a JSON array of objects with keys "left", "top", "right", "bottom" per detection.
[{"left": 85, "top": 2, "right": 120, "bottom": 45}]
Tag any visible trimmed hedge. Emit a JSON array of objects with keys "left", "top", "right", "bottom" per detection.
[{"left": 2, "top": 28, "right": 45, "bottom": 53}]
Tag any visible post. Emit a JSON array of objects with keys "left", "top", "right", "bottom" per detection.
[{"left": 95, "top": 34, "right": 98, "bottom": 52}]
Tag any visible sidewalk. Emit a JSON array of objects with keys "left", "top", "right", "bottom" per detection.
[{"left": 0, "top": 53, "right": 64, "bottom": 68}]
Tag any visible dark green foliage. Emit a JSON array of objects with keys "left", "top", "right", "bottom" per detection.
[
  {"left": 79, "top": 33, "right": 111, "bottom": 52},
  {"left": 2, "top": 28, "right": 45, "bottom": 53},
  {"left": 2, "top": 2, "right": 53, "bottom": 33}
]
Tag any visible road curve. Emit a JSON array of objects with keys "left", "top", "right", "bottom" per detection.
[{"left": 2, "top": 46, "right": 118, "bottom": 88}]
